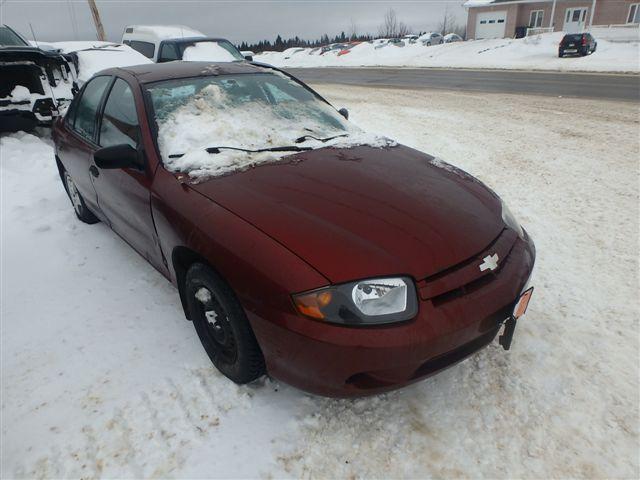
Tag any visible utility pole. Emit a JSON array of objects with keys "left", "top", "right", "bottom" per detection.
[{"left": 87, "top": 0, "right": 106, "bottom": 41}]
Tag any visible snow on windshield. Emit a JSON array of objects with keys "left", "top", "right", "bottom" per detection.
[
  {"left": 149, "top": 73, "right": 393, "bottom": 179},
  {"left": 182, "top": 42, "right": 240, "bottom": 62}
]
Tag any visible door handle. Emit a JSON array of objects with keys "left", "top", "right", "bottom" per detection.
[{"left": 89, "top": 165, "right": 100, "bottom": 178}]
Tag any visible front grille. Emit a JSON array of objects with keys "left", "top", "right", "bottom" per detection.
[{"left": 419, "top": 228, "right": 517, "bottom": 307}]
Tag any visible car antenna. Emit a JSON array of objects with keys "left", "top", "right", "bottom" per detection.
[{"left": 29, "top": 22, "right": 40, "bottom": 48}]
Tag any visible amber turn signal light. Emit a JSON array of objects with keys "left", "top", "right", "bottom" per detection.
[{"left": 293, "top": 290, "right": 333, "bottom": 319}]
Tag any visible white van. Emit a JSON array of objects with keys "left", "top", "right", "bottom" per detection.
[{"left": 122, "top": 25, "right": 246, "bottom": 63}]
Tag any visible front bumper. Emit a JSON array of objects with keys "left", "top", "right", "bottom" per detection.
[{"left": 249, "top": 231, "right": 536, "bottom": 397}]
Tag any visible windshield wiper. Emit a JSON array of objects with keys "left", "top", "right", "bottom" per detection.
[
  {"left": 294, "top": 133, "right": 349, "bottom": 144},
  {"left": 168, "top": 145, "right": 313, "bottom": 159}
]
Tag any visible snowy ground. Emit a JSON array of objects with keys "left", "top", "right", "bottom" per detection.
[
  {"left": 1, "top": 86, "right": 639, "bottom": 478},
  {"left": 256, "top": 32, "right": 640, "bottom": 73}
]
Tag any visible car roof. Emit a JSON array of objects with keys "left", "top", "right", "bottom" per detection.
[
  {"left": 102, "top": 61, "right": 272, "bottom": 84},
  {"left": 169, "top": 37, "right": 232, "bottom": 44},
  {"left": 123, "top": 25, "right": 205, "bottom": 41}
]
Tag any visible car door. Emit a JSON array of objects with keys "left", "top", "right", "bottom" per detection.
[
  {"left": 92, "top": 76, "right": 166, "bottom": 272},
  {"left": 57, "top": 75, "right": 113, "bottom": 218}
]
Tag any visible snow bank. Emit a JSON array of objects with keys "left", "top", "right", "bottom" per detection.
[
  {"left": 155, "top": 82, "right": 393, "bottom": 179},
  {"left": 182, "top": 42, "right": 239, "bottom": 62},
  {"left": 50, "top": 41, "right": 153, "bottom": 83},
  {"left": 256, "top": 32, "right": 640, "bottom": 72}
]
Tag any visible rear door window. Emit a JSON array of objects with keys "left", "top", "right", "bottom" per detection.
[
  {"left": 99, "top": 78, "right": 140, "bottom": 148},
  {"left": 129, "top": 40, "right": 155, "bottom": 59},
  {"left": 71, "top": 75, "right": 112, "bottom": 141}
]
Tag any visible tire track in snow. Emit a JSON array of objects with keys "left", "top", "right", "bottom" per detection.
[{"left": 13, "top": 367, "right": 250, "bottom": 478}]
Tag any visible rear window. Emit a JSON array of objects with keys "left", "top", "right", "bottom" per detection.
[
  {"left": 563, "top": 34, "right": 584, "bottom": 42},
  {"left": 0, "top": 26, "right": 28, "bottom": 46},
  {"left": 129, "top": 40, "right": 155, "bottom": 59},
  {"left": 179, "top": 40, "right": 244, "bottom": 62}
]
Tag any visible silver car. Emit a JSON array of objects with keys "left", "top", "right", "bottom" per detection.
[{"left": 419, "top": 32, "right": 444, "bottom": 46}]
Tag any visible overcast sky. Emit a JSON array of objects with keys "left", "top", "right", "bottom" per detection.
[{"left": 2, "top": 1, "right": 467, "bottom": 44}]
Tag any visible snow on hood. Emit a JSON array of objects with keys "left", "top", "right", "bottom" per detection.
[
  {"left": 157, "top": 83, "right": 394, "bottom": 180},
  {"left": 49, "top": 42, "right": 153, "bottom": 83},
  {"left": 182, "top": 42, "right": 239, "bottom": 62}
]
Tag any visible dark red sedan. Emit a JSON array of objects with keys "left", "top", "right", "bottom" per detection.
[{"left": 52, "top": 62, "right": 535, "bottom": 397}]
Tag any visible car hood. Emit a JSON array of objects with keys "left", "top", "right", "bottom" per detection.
[{"left": 188, "top": 144, "right": 504, "bottom": 284}]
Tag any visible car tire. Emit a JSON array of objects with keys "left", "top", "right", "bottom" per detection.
[
  {"left": 558, "top": 52, "right": 563, "bottom": 57},
  {"left": 62, "top": 169, "right": 99, "bottom": 224},
  {"left": 426, "top": 41, "right": 431, "bottom": 46},
  {"left": 185, "top": 263, "right": 265, "bottom": 384}
]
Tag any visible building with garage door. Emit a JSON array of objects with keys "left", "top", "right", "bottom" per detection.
[{"left": 465, "top": 0, "right": 640, "bottom": 39}]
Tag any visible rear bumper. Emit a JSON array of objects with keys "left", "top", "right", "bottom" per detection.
[
  {"left": 0, "top": 97, "right": 61, "bottom": 131},
  {"left": 250, "top": 232, "right": 536, "bottom": 397},
  {"left": 0, "top": 110, "right": 38, "bottom": 132}
]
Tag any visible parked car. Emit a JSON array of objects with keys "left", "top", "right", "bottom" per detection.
[
  {"left": 53, "top": 62, "right": 535, "bottom": 397},
  {"left": 419, "top": 32, "right": 444, "bottom": 46},
  {"left": 122, "top": 25, "right": 244, "bottom": 63},
  {"left": 403, "top": 34, "right": 419, "bottom": 44},
  {"left": 240, "top": 50, "right": 255, "bottom": 61},
  {"left": 373, "top": 39, "right": 390, "bottom": 49},
  {"left": 558, "top": 33, "right": 597, "bottom": 57},
  {"left": 444, "top": 33, "right": 464, "bottom": 43},
  {"left": 282, "top": 47, "right": 306, "bottom": 59},
  {"left": 0, "top": 24, "right": 78, "bottom": 132},
  {"left": 387, "top": 38, "right": 405, "bottom": 47},
  {"left": 338, "top": 42, "right": 360, "bottom": 56}
]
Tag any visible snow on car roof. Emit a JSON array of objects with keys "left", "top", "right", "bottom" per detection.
[{"left": 124, "top": 25, "right": 205, "bottom": 40}]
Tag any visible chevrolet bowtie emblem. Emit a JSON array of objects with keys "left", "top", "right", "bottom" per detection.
[{"left": 479, "top": 253, "right": 499, "bottom": 272}]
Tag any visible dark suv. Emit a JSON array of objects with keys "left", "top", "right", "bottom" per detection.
[
  {"left": 0, "top": 24, "right": 77, "bottom": 132},
  {"left": 559, "top": 33, "right": 597, "bottom": 57}
]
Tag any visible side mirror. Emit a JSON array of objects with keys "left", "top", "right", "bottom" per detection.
[
  {"left": 244, "top": 55, "right": 253, "bottom": 61},
  {"left": 94, "top": 144, "right": 142, "bottom": 170},
  {"left": 338, "top": 108, "right": 349, "bottom": 120}
]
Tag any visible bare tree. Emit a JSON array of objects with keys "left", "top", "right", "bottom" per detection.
[
  {"left": 438, "top": 6, "right": 458, "bottom": 35},
  {"left": 378, "top": 8, "right": 411, "bottom": 38},
  {"left": 349, "top": 17, "right": 359, "bottom": 40}
]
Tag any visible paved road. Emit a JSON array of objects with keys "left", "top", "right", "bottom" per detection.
[{"left": 288, "top": 68, "right": 640, "bottom": 102}]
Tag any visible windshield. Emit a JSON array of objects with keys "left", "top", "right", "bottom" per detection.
[
  {"left": 180, "top": 40, "right": 244, "bottom": 61},
  {"left": 145, "top": 71, "right": 391, "bottom": 179},
  {"left": 0, "top": 26, "right": 28, "bottom": 46},
  {"left": 147, "top": 72, "right": 353, "bottom": 156}
]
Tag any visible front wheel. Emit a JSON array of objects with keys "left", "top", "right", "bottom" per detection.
[
  {"left": 62, "top": 170, "right": 99, "bottom": 224},
  {"left": 185, "top": 263, "right": 265, "bottom": 384}
]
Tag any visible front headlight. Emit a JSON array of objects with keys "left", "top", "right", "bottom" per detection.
[
  {"left": 501, "top": 199, "right": 524, "bottom": 238},
  {"left": 292, "top": 276, "right": 418, "bottom": 326}
]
